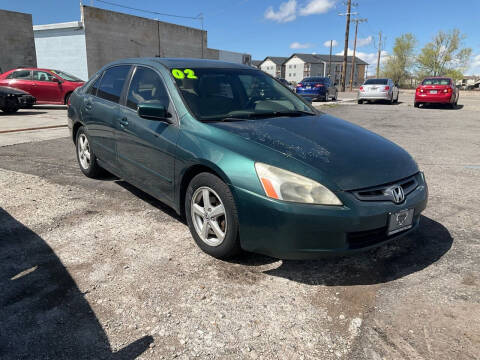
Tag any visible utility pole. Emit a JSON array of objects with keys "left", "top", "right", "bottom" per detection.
[
  {"left": 376, "top": 31, "right": 382, "bottom": 78},
  {"left": 329, "top": 40, "right": 333, "bottom": 77},
  {"left": 339, "top": 1, "right": 357, "bottom": 92},
  {"left": 349, "top": 17, "right": 367, "bottom": 91}
]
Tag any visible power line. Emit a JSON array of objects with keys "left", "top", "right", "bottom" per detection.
[{"left": 93, "top": 0, "right": 203, "bottom": 21}]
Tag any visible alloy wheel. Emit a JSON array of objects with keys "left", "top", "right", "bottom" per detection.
[
  {"left": 191, "top": 186, "right": 227, "bottom": 247},
  {"left": 78, "top": 134, "right": 91, "bottom": 170}
]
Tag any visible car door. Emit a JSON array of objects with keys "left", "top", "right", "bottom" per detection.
[
  {"left": 31, "top": 70, "right": 63, "bottom": 103},
  {"left": 4, "top": 70, "right": 34, "bottom": 94},
  {"left": 116, "top": 65, "right": 179, "bottom": 202},
  {"left": 85, "top": 65, "right": 131, "bottom": 170}
]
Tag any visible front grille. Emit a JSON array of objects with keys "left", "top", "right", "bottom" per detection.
[
  {"left": 352, "top": 174, "right": 418, "bottom": 203},
  {"left": 346, "top": 226, "right": 411, "bottom": 249}
]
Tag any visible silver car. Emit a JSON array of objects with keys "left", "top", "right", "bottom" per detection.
[{"left": 358, "top": 78, "right": 399, "bottom": 104}]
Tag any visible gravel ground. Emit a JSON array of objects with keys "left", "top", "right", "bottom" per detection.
[{"left": 0, "top": 92, "right": 479, "bottom": 359}]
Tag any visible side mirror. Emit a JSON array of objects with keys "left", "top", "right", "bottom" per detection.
[{"left": 138, "top": 101, "right": 172, "bottom": 122}]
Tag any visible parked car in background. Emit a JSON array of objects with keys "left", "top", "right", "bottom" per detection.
[
  {"left": 68, "top": 58, "right": 427, "bottom": 260},
  {"left": 415, "top": 77, "right": 459, "bottom": 108},
  {"left": 0, "top": 68, "right": 84, "bottom": 105},
  {"left": 0, "top": 86, "right": 36, "bottom": 113},
  {"left": 295, "top": 76, "right": 337, "bottom": 102},
  {"left": 277, "top": 78, "right": 295, "bottom": 91},
  {"left": 358, "top": 78, "right": 399, "bottom": 104}
]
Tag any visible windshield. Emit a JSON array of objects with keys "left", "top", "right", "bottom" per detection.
[
  {"left": 422, "top": 78, "right": 451, "bottom": 85},
  {"left": 51, "top": 70, "right": 84, "bottom": 82},
  {"left": 364, "top": 79, "right": 388, "bottom": 85},
  {"left": 170, "top": 67, "right": 316, "bottom": 121}
]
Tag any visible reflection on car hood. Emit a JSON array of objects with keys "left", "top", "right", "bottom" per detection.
[
  {"left": 0, "top": 86, "right": 31, "bottom": 96},
  {"left": 210, "top": 114, "right": 419, "bottom": 190}
]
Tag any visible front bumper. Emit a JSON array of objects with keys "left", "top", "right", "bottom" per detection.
[
  {"left": 18, "top": 95, "right": 36, "bottom": 108},
  {"left": 234, "top": 176, "right": 428, "bottom": 259}
]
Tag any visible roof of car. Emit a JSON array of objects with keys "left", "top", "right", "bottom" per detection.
[
  {"left": 106, "top": 58, "right": 256, "bottom": 70},
  {"left": 6, "top": 67, "right": 56, "bottom": 72}
]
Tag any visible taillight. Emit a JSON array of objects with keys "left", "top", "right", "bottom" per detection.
[
  {"left": 417, "top": 87, "right": 424, "bottom": 93},
  {"left": 314, "top": 83, "right": 324, "bottom": 88},
  {"left": 443, "top": 87, "right": 452, "bottom": 93},
  {"left": 384, "top": 85, "right": 390, "bottom": 90},
  {"left": 359, "top": 86, "right": 364, "bottom": 91},
  {"left": 296, "top": 83, "right": 303, "bottom": 87}
]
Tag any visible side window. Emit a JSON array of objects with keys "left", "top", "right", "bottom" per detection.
[
  {"left": 33, "top": 71, "right": 56, "bottom": 82},
  {"left": 126, "top": 67, "right": 169, "bottom": 110},
  {"left": 7, "top": 70, "right": 31, "bottom": 80},
  {"left": 87, "top": 75, "right": 102, "bottom": 96},
  {"left": 97, "top": 65, "right": 131, "bottom": 103}
]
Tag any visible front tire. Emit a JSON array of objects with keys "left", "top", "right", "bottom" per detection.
[
  {"left": 357, "top": 99, "right": 363, "bottom": 104},
  {"left": 75, "top": 126, "right": 104, "bottom": 178},
  {"left": 185, "top": 172, "right": 241, "bottom": 259},
  {"left": 1, "top": 98, "right": 19, "bottom": 113},
  {"left": 414, "top": 102, "right": 420, "bottom": 108}
]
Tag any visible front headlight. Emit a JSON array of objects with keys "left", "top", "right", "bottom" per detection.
[{"left": 254, "top": 163, "right": 342, "bottom": 205}]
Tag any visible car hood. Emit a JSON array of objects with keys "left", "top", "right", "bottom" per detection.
[
  {"left": 210, "top": 114, "right": 418, "bottom": 190},
  {"left": 0, "top": 86, "right": 30, "bottom": 96}
]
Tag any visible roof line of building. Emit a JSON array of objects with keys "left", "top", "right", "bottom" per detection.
[{"left": 33, "top": 21, "right": 83, "bottom": 31}]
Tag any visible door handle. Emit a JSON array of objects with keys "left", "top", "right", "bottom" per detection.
[
  {"left": 84, "top": 101, "right": 93, "bottom": 111},
  {"left": 119, "top": 117, "right": 129, "bottom": 127}
]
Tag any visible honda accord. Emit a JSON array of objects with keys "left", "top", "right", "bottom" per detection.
[{"left": 68, "top": 58, "right": 428, "bottom": 259}]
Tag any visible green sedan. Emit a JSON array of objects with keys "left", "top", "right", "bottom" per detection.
[{"left": 68, "top": 58, "right": 428, "bottom": 260}]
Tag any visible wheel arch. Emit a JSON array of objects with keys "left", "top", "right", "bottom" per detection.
[
  {"left": 177, "top": 161, "right": 232, "bottom": 218},
  {"left": 64, "top": 91, "right": 73, "bottom": 105},
  {"left": 72, "top": 121, "right": 85, "bottom": 144}
]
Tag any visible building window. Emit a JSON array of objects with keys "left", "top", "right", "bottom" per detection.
[{"left": 294, "top": 65, "right": 296, "bottom": 69}]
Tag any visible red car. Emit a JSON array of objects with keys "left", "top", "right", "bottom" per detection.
[
  {"left": 0, "top": 68, "right": 84, "bottom": 105},
  {"left": 415, "top": 77, "right": 459, "bottom": 108}
]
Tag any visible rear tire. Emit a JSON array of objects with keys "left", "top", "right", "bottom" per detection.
[
  {"left": 414, "top": 102, "right": 420, "bottom": 108},
  {"left": 332, "top": 91, "right": 338, "bottom": 101},
  {"left": 357, "top": 100, "right": 363, "bottom": 104},
  {"left": 75, "top": 126, "right": 104, "bottom": 178},
  {"left": 185, "top": 172, "right": 241, "bottom": 259}
]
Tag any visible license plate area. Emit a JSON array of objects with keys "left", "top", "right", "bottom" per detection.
[
  {"left": 430, "top": 90, "right": 437, "bottom": 94},
  {"left": 305, "top": 86, "right": 311, "bottom": 90},
  {"left": 388, "top": 209, "right": 414, "bottom": 235}
]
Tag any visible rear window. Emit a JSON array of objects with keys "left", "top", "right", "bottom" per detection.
[
  {"left": 422, "top": 78, "right": 451, "bottom": 85},
  {"left": 96, "top": 65, "right": 131, "bottom": 103},
  {"left": 302, "top": 77, "right": 326, "bottom": 83},
  {"left": 364, "top": 79, "right": 388, "bottom": 85}
]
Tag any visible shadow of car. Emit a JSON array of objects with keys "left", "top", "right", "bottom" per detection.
[{"left": 0, "top": 207, "right": 153, "bottom": 359}]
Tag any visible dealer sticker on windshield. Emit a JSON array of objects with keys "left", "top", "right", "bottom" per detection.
[{"left": 387, "top": 208, "right": 414, "bottom": 236}]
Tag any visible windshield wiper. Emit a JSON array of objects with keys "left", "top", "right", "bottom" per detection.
[
  {"left": 247, "top": 110, "right": 316, "bottom": 119},
  {"left": 201, "top": 116, "right": 249, "bottom": 123}
]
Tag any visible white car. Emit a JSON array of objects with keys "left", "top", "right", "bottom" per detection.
[{"left": 358, "top": 78, "right": 399, "bottom": 104}]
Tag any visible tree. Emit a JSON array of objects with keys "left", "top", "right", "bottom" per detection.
[
  {"left": 382, "top": 33, "right": 417, "bottom": 86},
  {"left": 416, "top": 29, "right": 472, "bottom": 79}
]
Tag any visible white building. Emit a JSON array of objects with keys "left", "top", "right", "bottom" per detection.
[
  {"left": 284, "top": 53, "right": 368, "bottom": 85},
  {"left": 259, "top": 57, "right": 287, "bottom": 78},
  {"left": 34, "top": 21, "right": 88, "bottom": 80}
]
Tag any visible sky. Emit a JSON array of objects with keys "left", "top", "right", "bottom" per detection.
[{"left": 1, "top": 0, "right": 479, "bottom": 75}]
